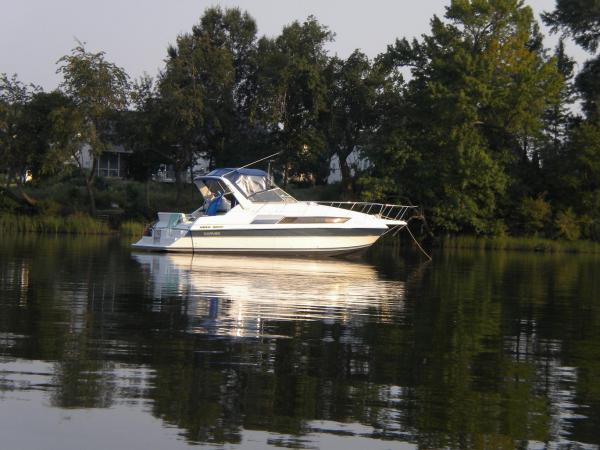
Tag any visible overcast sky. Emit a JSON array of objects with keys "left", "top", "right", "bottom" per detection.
[{"left": 0, "top": 0, "right": 590, "bottom": 91}]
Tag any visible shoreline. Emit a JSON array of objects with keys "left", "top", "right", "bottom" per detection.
[
  {"left": 0, "top": 213, "right": 145, "bottom": 237},
  {"left": 442, "top": 235, "right": 600, "bottom": 254},
  {"left": 3, "top": 212, "right": 600, "bottom": 254}
]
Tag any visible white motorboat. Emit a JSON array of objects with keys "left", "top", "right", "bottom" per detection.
[{"left": 132, "top": 167, "right": 416, "bottom": 256}]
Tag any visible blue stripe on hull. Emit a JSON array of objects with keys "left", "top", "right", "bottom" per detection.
[{"left": 189, "top": 228, "right": 385, "bottom": 237}]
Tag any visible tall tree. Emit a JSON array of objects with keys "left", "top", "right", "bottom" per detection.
[
  {"left": 157, "top": 7, "right": 260, "bottom": 200},
  {"left": 0, "top": 74, "right": 40, "bottom": 186},
  {"left": 538, "top": 40, "right": 577, "bottom": 207},
  {"left": 542, "top": 0, "right": 600, "bottom": 53},
  {"left": 543, "top": 0, "right": 600, "bottom": 239},
  {"left": 0, "top": 73, "right": 44, "bottom": 208},
  {"left": 19, "top": 91, "right": 73, "bottom": 180},
  {"left": 321, "top": 51, "right": 382, "bottom": 195},
  {"left": 56, "top": 44, "right": 130, "bottom": 215},
  {"left": 256, "top": 17, "right": 333, "bottom": 184},
  {"left": 543, "top": 0, "right": 600, "bottom": 117},
  {"left": 369, "top": 0, "right": 562, "bottom": 233}
]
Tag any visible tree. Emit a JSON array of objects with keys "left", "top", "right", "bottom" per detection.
[
  {"left": 157, "top": 7, "right": 261, "bottom": 201},
  {"left": 0, "top": 73, "right": 45, "bottom": 208},
  {"left": 56, "top": 44, "right": 130, "bottom": 215},
  {"left": 46, "top": 101, "right": 88, "bottom": 178},
  {"left": 542, "top": 0, "right": 600, "bottom": 53},
  {"left": 543, "top": 0, "right": 600, "bottom": 117},
  {"left": 0, "top": 73, "right": 40, "bottom": 185},
  {"left": 321, "top": 51, "right": 382, "bottom": 195},
  {"left": 368, "top": 0, "right": 562, "bottom": 233},
  {"left": 256, "top": 17, "right": 333, "bottom": 184},
  {"left": 538, "top": 40, "right": 577, "bottom": 208},
  {"left": 543, "top": 0, "right": 600, "bottom": 239},
  {"left": 19, "top": 91, "right": 73, "bottom": 180}
]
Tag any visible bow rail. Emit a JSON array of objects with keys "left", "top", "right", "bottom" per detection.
[{"left": 316, "top": 201, "right": 417, "bottom": 223}]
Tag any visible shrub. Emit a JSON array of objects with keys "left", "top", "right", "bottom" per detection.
[
  {"left": 555, "top": 208, "right": 581, "bottom": 241},
  {"left": 120, "top": 220, "right": 145, "bottom": 237},
  {"left": 517, "top": 195, "right": 551, "bottom": 235}
]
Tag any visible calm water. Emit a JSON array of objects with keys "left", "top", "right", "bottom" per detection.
[{"left": 1, "top": 235, "right": 599, "bottom": 449}]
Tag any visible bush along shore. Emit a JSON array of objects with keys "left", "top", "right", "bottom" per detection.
[
  {"left": 0, "top": 174, "right": 346, "bottom": 239},
  {"left": 0, "top": 177, "right": 197, "bottom": 237},
  {"left": 1, "top": 175, "right": 598, "bottom": 252},
  {"left": 0, "top": 213, "right": 145, "bottom": 237}
]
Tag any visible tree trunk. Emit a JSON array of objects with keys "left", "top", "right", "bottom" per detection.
[
  {"left": 283, "top": 163, "right": 289, "bottom": 187},
  {"left": 0, "top": 186, "right": 36, "bottom": 209},
  {"left": 86, "top": 157, "right": 97, "bottom": 216},
  {"left": 13, "top": 176, "right": 37, "bottom": 207},
  {"left": 145, "top": 179, "right": 150, "bottom": 212},
  {"left": 175, "top": 166, "right": 184, "bottom": 205},
  {"left": 339, "top": 150, "right": 353, "bottom": 198},
  {"left": 189, "top": 160, "right": 195, "bottom": 202}
]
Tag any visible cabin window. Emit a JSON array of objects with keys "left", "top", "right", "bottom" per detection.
[{"left": 278, "top": 217, "right": 349, "bottom": 224}]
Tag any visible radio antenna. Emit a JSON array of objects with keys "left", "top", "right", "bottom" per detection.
[{"left": 223, "top": 151, "right": 282, "bottom": 177}]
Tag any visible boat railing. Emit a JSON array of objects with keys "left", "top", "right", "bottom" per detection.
[{"left": 316, "top": 201, "right": 418, "bottom": 222}]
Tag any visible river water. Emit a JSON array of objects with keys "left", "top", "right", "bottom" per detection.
[{"left": 0, "top": 234, "right": 599, "bottom": 449}]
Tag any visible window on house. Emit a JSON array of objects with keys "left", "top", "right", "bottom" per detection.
[{"left": 98, "top": 153, "right": 120, "bottom": 177}]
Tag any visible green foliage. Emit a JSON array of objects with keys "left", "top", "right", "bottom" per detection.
[
  {"left": 119, "top": 220, "right": 146, "bottom": 237},
  {"left": 555, "top": 208, "right": 581, "bottom": 240},
  {"left": 320, "top": 51, "right": 381, "bottom": 192},
  {"left": 542, "top": 0, "right": 600, "bottom": 53},
  {"left": 0, "top": 73, "right": 42, "bottom": 182},
  {"left": 517, "top": 196, "right": 552, "bottom": 235},
  {"left": 256, "top": 16, "right": 333, "bottom": 182},
  {"left": 57, "top": 44, "right": 130, "bottom": 129},
  {"left": 4, "top": 2, "right": 600, "bottom": 244},
  {"left": 0, "top": 212, "right": 110, "bottom": 234},
  {"left": 360, "top": 0, "right": 563, "bottom": 235},
  {"left": 56, "top": 43, "right": 130, "bottom": 214},
  {"left": 286, "top": 182, "right": 341, "bottom": 201}
]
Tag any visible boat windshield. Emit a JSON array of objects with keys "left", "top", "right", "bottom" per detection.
[
  {"left": 247, "top": 187, "right": 296, "bottom": 203},
  {"left": 204, "top": 168, "right": 297, "bottom": 204}
]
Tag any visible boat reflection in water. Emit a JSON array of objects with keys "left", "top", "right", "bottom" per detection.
[{"left": 133, "top": 253, "right": 406, "bottom": 338}]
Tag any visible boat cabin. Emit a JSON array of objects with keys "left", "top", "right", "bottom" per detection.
[{"left": 193, "top": 168, "right": 296, "bottom": 215}]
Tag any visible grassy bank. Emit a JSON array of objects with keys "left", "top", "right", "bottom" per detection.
[
  {"left": 0, "top": 212, "right": 111, "bottom": 235},
  {"left": 119, "top": 220, "right": 146, "bottom": 237},
  {"left": 443, "top": 235, "right": 600, "bottom": 254},
  {"left": 0, "top": 213, "right": 146, "bottom": 236}
]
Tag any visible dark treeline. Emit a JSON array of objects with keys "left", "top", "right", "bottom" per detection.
[{"left": 1, "top": 0, "right": 600, "bottom": 240}]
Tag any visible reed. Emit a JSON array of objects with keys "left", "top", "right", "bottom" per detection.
[
  {"left": 0, "top": 213, "right": 111, "bottom": 235},
  {"left": 119, "top": 220, "right": 146, "bottom": 237},
  {"left": 443, "top": 235, "right": 600, "bottom": 254}
]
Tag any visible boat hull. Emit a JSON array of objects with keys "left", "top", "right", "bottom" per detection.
[{"left": 132, "top": 227, "right": 385, "bottom": 256}]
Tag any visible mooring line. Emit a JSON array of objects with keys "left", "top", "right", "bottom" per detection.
[{"left": 406, "top": 225, "right": 432, "bottom": 261}]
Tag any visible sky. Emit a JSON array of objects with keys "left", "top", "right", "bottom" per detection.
[{"left": 0, "top": 0, "right": 590, "bottom": 91}]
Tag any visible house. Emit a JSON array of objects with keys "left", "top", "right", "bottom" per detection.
[
  {"left": 152, "top": 157, "right": 211, "bottom": 183},
  {"left": 327, "top": 149, "right": 371, "bottom": 184},
  {"left": 78, "top": 143, "right": 132, "bottom": 178}
]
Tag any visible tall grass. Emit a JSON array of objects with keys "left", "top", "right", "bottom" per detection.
[
  {"left": 443, "top": 235, "right": 600, "bottom": 254},
  {"left": 0, "top": 213, "right": 111, "bottom": 235},
  {"left": 119, "top": 220, "right": 146, "bottom": 237}
]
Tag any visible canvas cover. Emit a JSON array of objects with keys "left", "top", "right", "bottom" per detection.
[{"left": 205, "top": 168, "right": 270, "bottom": 197}]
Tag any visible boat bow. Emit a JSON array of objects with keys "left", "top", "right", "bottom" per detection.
[{"left": 316, "top": 201, "right": 417, "bottom": 227}]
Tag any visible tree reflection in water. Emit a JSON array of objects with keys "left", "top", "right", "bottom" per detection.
[{"left": 0, "top": 235, "right": 599, "bottom": 448}]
